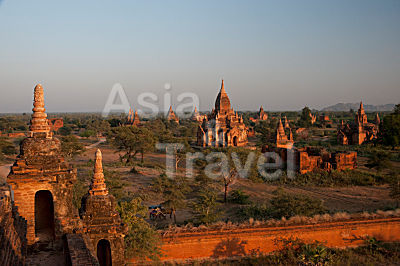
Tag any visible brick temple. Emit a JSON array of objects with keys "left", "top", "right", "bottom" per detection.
[
  {"left": 126, "top": 108, "right": 141, "bottom": 126},
  {"left": 274, "top": 118, "right": 294, "bottom": 148},
  {"left": 197, "top": 80, "right": 248, "bottom": 147},
  {"left": 337, "top": 102, "right": 380, "bottom": 145},
  {"left": 166, "top": 106, "right": 180, "bottom": 124}
]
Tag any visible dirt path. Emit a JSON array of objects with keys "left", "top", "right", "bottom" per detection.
[{"left": 84, "top": 137, "right": 106, "bottom": 150}]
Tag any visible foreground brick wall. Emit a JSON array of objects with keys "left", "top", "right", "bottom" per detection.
[
  {"left": 63, "top": 234, "right": 99, "bottom": 266},
  {"left": 0, "top": 186, "right": 27, "bottom": 266},
  {"left": 159, "top": 218, "right": 400, "bottom": 262}
]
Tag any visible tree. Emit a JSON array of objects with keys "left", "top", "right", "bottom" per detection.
[
  {"left": 61, "top": 135, "right": 84, "bottom": 158},
  {"left": 394, "top": 103, "right": 400, "bottom": 115},
  {"left": 389, "top": 171, "right": 400, "bottom": 206},
  {"left": 111, "top": 126, "right": 156, "bottom": 165},
  {"left": 299, "top": 106, "right": 313, "bottom": 127},
  {"left": 380, "top": 112, "right": 400, "bottom": 149},
  {"left": 86, "top": 119, "right": 111, "bottom": 135},
  {"left": 365, "top": 151, "right": 392, "bottom": 173},
  {"left": 222, "top": 168, "right": 237, "bottom": 203},
  {"left": 58, "top": 126, "right": 72, "bottom": 136},
  {"left": 79, "top": 129, "right": 96, "bottom": 138},
  {"left": 117, "top": 198, "right": 161, "bottom": 260},
  {"left": 151, "top": 173, "right": 190, "bottom": 223},
  {"left": 192, "top": 187, "right": 220, "bottom": 224}
]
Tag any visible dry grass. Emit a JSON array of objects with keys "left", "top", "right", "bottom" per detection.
[{"left": 160, "top": 209, "right": 400, "bottom": 236}]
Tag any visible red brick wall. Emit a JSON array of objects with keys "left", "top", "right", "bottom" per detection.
[{"left": 158, "top": 218, "right": 400, "bottom": 262}]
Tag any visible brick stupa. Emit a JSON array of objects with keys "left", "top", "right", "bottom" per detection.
[
  {"left": 7, "top": 84, "right": 79, "bottom": 245},
  {"left": 80, "top": 149, "right": 126, "bottom": 265}
]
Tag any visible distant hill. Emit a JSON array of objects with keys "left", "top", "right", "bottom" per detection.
[{"left": 321, "top": 103, "right": 395, "bottom": 112}]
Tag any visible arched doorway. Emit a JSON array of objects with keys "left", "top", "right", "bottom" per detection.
[
  {"left": 34, "top": 190, "right": 55, "bottom": 241},
  {"left": 97, "top": 239, "right": 112, "bottom": 266},
  {"left": 233, "top": 136, "right": 238, "bottom": 146}
]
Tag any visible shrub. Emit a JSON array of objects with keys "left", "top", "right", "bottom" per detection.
[
  {"left": 228, "top": 189, "right": 251, "bottom": 205},
  {"left": 236, "top": 204, "right": 271, "bottom": 221},
  {"left": 269, "top": 189, "right": 327, "bottom": 219}
]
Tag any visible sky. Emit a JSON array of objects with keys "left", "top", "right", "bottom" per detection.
[{"left": 0, "top": 0, "right": 399, "bottom": 113}]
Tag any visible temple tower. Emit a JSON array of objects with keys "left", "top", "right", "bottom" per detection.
[
  {"left": 166, "top": 106, "right": 180, "bottom": 124},
  {"left": 7, "top": 84, "right": 79, "bottom": 245}
]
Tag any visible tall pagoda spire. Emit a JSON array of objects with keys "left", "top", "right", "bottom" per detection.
[
  {"left": 215, "top": 79, "right": 231, "bottom": 114},
  {"left": 89, "top": 149, "right": 108, "bottom": 196},
  {"left": 29, "top": 84, "right": 51, "bottom": 138}
]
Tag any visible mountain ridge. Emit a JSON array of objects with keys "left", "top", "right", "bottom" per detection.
[{"left": 321, "top": 103, "right": 395, "bottom": 112}]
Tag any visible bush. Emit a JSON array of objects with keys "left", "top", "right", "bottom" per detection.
[
  {"left": 269, "top": 189, "right": 327, "bottom": 219},
  {"left": 228, "top": 189, "right": 251, "bottom": 204},
  {"left": 236, "top": 189, "right": 327, "bottom": 221},
  {"left": 236, "top": 204, "right": 271, "bottom": 221},
  {"left": 270, "top": 169, "right": 387, "bottom": 187}
]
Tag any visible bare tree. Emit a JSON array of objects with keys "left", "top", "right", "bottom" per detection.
[{"left": 223, "top": 168, "right": 237, "bottom": 203}]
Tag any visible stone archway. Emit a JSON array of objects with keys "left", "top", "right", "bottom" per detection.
[
  {"left": 233, "top": 136, "right": 238, "bottom": 146},
  {"left": 34, "top": 190, "right": 55, "bottom": 242},
  {"left": 97, "top": 239, "right": 112, "bottom": 266}
]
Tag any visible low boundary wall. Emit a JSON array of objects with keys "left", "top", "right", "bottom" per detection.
[{"left": 159, "top": 218, "right": 400, "bottom": 262}]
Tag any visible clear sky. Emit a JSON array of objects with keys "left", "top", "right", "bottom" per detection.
[{"left": 0, "top": 0, "right": 399, "bottom": 113}]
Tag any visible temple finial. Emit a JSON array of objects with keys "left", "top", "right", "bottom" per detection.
[
  {"left": 90, "top": 149, "right": 108, "bottom": 196},
  {"left": 29, "top": 84, "right": 51, "bottom": 138},
  {"left": 220, "top": 79, "right": 226, "bottom": 93}
]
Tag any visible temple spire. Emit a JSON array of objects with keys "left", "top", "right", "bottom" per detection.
[
  {"left": 277, "top": 118, "right": 285, "bottom": 135},
  {"left": 29, "top": 84, "right": 51, "bottom": 138},
  {"left": 89, "top": 149, "right": 108, "bottom": 196},
  {"left": 220, "top": 79, "right": 226, "bottom": 94}
]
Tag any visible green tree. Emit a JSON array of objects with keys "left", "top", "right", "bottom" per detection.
[
  {"left": 117, "top": 198, "right": 161, "bottom": 260},
  {"left": 58, "top": 126, "right": 72, "bottom": 136},
  {"left": 299, "top": 106, "right": 313, "bottom": 127},
  {"left": 151, "top": 174, "right": 190, "bottom": 223},
  {"left": 111, "top": 126, "right": 156, "bottom": 164},
  {"left": 380, "top": 112, "right": 400, "bottom": 149},
  {"left": 79, "top": 129, "right": 96, "bottom": 138},
  {"left": 61, "top": 135, "right": 85, "bottom": 158},
  {"left": 192, "top": 187, "right": 220, "bottom": 224}
]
